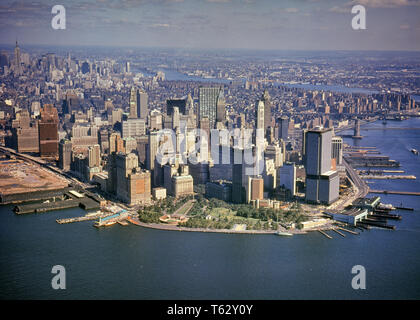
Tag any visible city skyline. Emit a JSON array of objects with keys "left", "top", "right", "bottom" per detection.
[
  {"left": 0, "top": 0, "right": 419, "bottom": 51},
  {"left": 1, "top": 1, "right": 420, "bottom": 302}
]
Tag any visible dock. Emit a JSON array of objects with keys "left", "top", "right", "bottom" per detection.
[
  {"left": 370, "top": 213, "right": 402, "bottom": 220},
  {"left": 357, "top": 220, "right": 396, "bottom": 230},
  {"left": 395, "top": 206, "right": 414, "bottom": 211},
  {"left": 360, "top": 175, "right": 416, "bottom": 180},
  {"left": 318, "top": 230, "right": 332, "bottom": 239},
  {"left": 337, "top": 226, "right": 359, "bottom": 235},
  {"left": 331, "top": 228, "right": 346, "bottom": 237},
  {"left": 344, "top": 155, "right": 400, "bottom": 168},
  {"left": 369, "top": 190, "right": 420, "bottom": 196},
  {"left": 57, "top": 214, "right": 103, "bottom": 224},
  {"left": 14, "top": 197, "right": 100, "bottom": 214}
]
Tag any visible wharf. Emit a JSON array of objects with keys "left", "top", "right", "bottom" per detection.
[
  {"left": 395, "top": 206, "right": 414, "bottom": 211},
  {"left": 14, "top": 197, "right": 100, "bottom": 214},
  {"left": 318, "top": 230, "right": 332, "bottom": 239},
  {"left": 369, "top": 190, "right": 420, "bottom": 196},
  {"left": 357, "top": 221, "right": 395, "bottom": 230},
  {"left": 357, "top": 170, "right": 404, "bottom": 174},
  {"left": 344, "top": 155, "right": 400, "bottom": 167},
  {"left": 331, "top": 228, "right": 346, "bottom": 237},
  {"left": 337, "top": 226, "right": 359, "bottom": 235},
  {"left": 360, "top": 175, "right": 416, "bottom": 180},
  {"left": 56, "top": 212, "right": 113, "bottom": 224},
  {"left": 1, "top": 187, "right": 72, "bottom": 205}
]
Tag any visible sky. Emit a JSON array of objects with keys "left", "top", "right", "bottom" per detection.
[{"left": 0, "top": 0, "right": 419, "bottom": 51}]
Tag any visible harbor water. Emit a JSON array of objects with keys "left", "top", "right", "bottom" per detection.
[{"left": 0, "top": 119, "right": 419, "bottom": 299}]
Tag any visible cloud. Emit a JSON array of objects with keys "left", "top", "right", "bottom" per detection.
[
  {"left": 284, "top": 8, "right": 299, "bottom": 13},
  {"left": 329, "top": 6, "right": 350, "bottom": 13},
  {"left": 349, "top": 0, "right": 420, "bottom": 8},
  {"left": 329, "top": 0, "right": 420, "bottom": 14},
  {"left": 151, "top": 23, "right": 171, "bottom": 28}
]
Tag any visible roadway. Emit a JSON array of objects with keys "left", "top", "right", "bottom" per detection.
[{"left": 343, "top": 158, "right": 369, "bottom": 200}]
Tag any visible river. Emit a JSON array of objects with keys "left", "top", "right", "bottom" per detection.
[
  {"left": 0, "top": 119, "right": 419, "bottom": 299},
  {"left": 134, "top": 67, "right": 420, "bottom": 99}
]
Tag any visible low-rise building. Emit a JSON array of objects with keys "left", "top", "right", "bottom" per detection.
[
  {"left": 205, "top": 181, "right": 232, "bottom": 202},
  {"left": 153, "top": 187, "right": 167, "bottom": 200}
]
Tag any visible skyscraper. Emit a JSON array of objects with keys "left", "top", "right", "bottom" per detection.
[
  {"left": 256, "top": 100, "right": 265, "bottom": 130},
  {"left": 216, "top": 88, "right": 226, "bottom": 123},
  {"left": 129, "top": 87, "right": 138, "bottom": 119},
  {"left": 115, "top": 153, "right": 151, "bottom": 205},
  {"left": 38, "top": 104, "right": 59, "bottom": 158},
  {"left": 167, "top": 98, "right": 187, "bottom": 115},
  {"left": 88, "top": 144, "right": 101, "bottom": 168},
  {"left": 262, "top": 90, "right": 271, "bottom": 130},
  {"left": 331, "top": 136, "right": 343, "bottom": 165},
  {"left": 172, "top": 107, "right": 180, "bottom": 130},
  {"left": 109, "top": 132, "right": 124, "bottom": 154},
  {"left": 62, "top": 92, "right": 79, "bottom": 115},
  {"left": 246, "top": 176, "right": 264, "bottom": 204},
  {"left": 305, "top": 127, "right": 333, "bottom": 176},
  {"left": 122, "top": 119, "right": 146, "bottom": 138},
  {"left": 277, "top": 163, "right": 296, "bottom": 197},
  {"left": 199, "top": 86, "right": 223, "bottom": 129},
  {"left": 278, "top": 116, "right": 289, "bottom": 141},
  {"left": 11, "top": 110, "right": 39, "bottom": 153},
  {"left": 137, "top": 90, "right": 149, "bottom": 120},
  {"left": 0, "top": 51, "right": 9, "bottom": 70},
  {"left": 304, "top": 127, "right": 339, "bottom": 204},
  {"left": 14, "top": 41, "right": 22, "bottom": 76},
  {"left": 147, "top": 130, "right": 159, "bottom": 171},
  {"left": 59, "top": 139, "right": 72, "bottom": 171},
  {"left": 130, "top": 88, "right": 149, "bottom": 120}
]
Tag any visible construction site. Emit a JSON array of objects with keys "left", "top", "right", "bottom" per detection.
[{"left": 0, "top": 157, "right": 69, "bottom": 203}]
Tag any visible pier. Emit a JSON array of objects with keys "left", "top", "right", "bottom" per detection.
[
  {"left": 344, "top": 155, "right": 400, "bottom": 167},
  {"left": 370, "top": 213, "right": 402, "bottom": 220},
  {"left": 14, "top": 197, "right": 100, "bottom": 214},
  {"left": 56, "top": 212, "right": 113, "bottom": 224},
  {"left": 357, "top": 170, "right": 404, "bottom": 174},
  {"left": 395, "top": 206, "right": 414, "bottom": 211},
  {"left": 360, "top": 175, "right": 416, "bottom": 180},
  {"left": 369, "top": 190, "right": 420, "bottom": 196},
  {"left": 357, "top": 221, "right": 396, "bottom": 230},
  {"left": 337, "top": 226, "right": 359, "bottom": 235},
  {"left": 331, "top": 228, "right": 346, "bottom": 237},
  {"left": 318, "top": 230, "right": 332, "bottom": 239}
]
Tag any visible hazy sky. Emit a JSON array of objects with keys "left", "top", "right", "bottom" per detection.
[{"left": 1, "top": 0, "right": 420, "bottom": 51}]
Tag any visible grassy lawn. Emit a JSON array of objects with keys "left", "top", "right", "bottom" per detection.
[{"left": 206, "top": 207, "right": 272, "bottom": 230}]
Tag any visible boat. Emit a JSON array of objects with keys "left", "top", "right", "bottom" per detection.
[
  {"left": 276, "top": 231, "right": 293, "bottom": 236},
  {"left": 410, "top": 148, "right": 419, "bottom": 155}
]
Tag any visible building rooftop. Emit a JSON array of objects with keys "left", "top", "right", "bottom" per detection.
[{"left": 308, "top": 126, "right": 333, "bottom": 133}]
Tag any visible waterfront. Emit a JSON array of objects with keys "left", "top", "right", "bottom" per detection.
[
  {"left": 1, "top": 119, "right": 420, "bottom": 300},
  {"left": 132, "top": 67, "right": 399, "bottom": 95}
]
